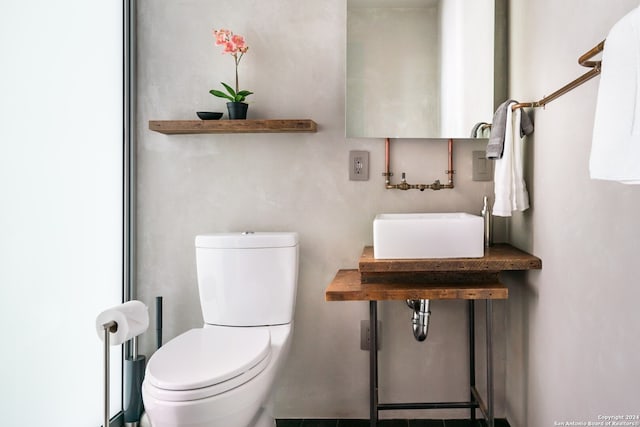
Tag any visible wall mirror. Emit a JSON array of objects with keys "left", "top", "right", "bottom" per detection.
[{"left": 346, "top": 0, "right": 505, "bottom": 138}]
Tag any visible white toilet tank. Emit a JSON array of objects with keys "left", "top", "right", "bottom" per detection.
[{"left": 195, "top": 232, "right": 299, "bottom": 327}]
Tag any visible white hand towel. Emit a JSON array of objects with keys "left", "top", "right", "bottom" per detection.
[
  {"left": 590, "top": 6, "right": 640, "bottom": 183},
  {"left": 493, "top": 103, "right": 530, "bottom": 217}
]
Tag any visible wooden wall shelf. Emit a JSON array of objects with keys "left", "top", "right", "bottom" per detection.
[{"left": 149, "top": 119, "right": 317, "bottom": 135}]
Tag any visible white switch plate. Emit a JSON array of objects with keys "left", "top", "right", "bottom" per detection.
[{"left": 472, "top": 150, "right": 493, "bottom": 181}]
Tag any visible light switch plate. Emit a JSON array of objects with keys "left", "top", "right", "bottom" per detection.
[{"left": 472, "top": 150, "right": 493, "bottom": 181}]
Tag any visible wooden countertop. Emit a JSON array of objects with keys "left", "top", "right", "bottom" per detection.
[
  {"left": 359, "top": 244, "right": 541, "bottom": 273},
  {"left": 325, "top": 269, "right": 508, "bottom": 301},
  {"left": 325, "top": 244, "right": 540, "bottom": 302}
]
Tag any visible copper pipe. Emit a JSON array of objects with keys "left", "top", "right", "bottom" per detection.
[
  {"left": 579, "top": 40, "right": 605, "bottom": 68},
  {"left": 386, "top": 180, "right": 453, "bottom": 191},
  {"left": 384, "top": 137, "right": 391, "bottom": 184},
  {"left": 511, "top": 67, "right": 601, "bottom": 110},
  {"left": 384, "top": 138, "right": 454, "bottom": 191},
  {"left": 447, "top": 138, "right": 454, "bottom": 187},
  {"left": 512, "top": 40, "right": 605, "bottom": 111}
]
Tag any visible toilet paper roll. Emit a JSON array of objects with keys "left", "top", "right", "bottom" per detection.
[{"left": 96, "top": 300, "right": 149, "bottom": 346}]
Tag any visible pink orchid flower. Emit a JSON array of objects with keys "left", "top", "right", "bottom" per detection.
[
  {"left": 231, "top": 35, "right": 245, "bottom": 48},
  {"left": 211, "top": 28, "right": 252, "bottom": 102},
  {"left": 213, "top": 29, "right": 230, "bottom": 45},
  {"left": 223, "top": 42, "right": 237, "bottom": 54}
]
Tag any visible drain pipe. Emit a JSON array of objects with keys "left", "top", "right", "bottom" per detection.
[{"left": 407, "top": 299, "right": 431, "bottom": 341}]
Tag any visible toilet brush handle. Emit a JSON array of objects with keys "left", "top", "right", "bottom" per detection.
[
  {"left": 156, "top": 296, "right": 163, "bottom": 349},
  {"left": 132, "top": 336, "right": 138, "bottom": 360}
]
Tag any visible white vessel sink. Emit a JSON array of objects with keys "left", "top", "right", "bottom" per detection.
[{"left": 373, "top": 213, "right": 484, "bottom": 259}]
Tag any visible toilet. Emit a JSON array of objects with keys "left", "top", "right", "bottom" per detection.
[{"left": 142, "top": 232, "right": 299, "bottom": 427}]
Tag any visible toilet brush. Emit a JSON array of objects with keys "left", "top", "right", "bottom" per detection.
[
  {"left": 124, "top": 336, "right": 146, "bottom": 427},
  {"left": 125, "top": 296, "right": 162, "bottom": 427},
  {"left": 155, "top": 296, "right": 163, "bottom": 349}
]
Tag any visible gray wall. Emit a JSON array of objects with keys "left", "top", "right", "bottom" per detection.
[
  {"left": 507, "top": 0, "right": 640, "bottom": 426},
  {"left": 136, "top": 0, "right": 498, "bottom": 419},
  {"left": 137, "top": 0, "right": 640, "bottom": 423}
]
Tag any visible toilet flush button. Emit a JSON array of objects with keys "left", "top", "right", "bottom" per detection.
[{"left": 242, "top": 231, "right": 255, "bottom": 235}]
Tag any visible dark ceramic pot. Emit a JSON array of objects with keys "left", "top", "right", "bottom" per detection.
[{"left": 226, "top": 102, "right": 248, "bottom": 120}]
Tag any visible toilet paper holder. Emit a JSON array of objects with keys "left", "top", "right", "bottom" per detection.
[
  {"left": 101, "top": 320, "right": 119, "bottom": 427},
  {"left": 97, "top": 300, "right": 148, "bottom": 427}
]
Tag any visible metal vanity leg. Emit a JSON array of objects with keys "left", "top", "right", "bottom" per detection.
[
  {"left": 468, "top": 300, "right": 476, "bottom": 423},
  {"left": 370, "top": 300, "right": 378, "bottom": 427},
  {"left": 486, "top": 299, "right": 494, "bottom": 427}
]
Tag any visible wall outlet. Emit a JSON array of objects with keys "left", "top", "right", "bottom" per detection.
[
  {"left": 349, "top": 150, "right": 369, "bottom": 181},
  {"left": 360, "top": 319, "right": 381, "bottom": 351}
]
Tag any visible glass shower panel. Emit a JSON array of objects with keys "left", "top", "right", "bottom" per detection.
[{"left": 0, "top": 1, "right": 124, "bottom": 425}]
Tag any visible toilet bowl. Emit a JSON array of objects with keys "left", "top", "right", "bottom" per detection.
[
  {"left": 142, "top": 232, "right": 298, "bottom": 427},
  {"left": 142, "top": 324, "right": 292, "bottom": 427}
]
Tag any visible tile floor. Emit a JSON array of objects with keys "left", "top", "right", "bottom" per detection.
[{"left": 276, "top": 419, "right": 510, "bottom": 427}]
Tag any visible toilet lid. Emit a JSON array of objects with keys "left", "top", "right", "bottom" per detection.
[{"left": 146, "top": 327, "right": 271, "bottom": 392}]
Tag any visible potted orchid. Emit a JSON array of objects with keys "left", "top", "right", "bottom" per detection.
[{"left": 210, "top": 29, "right": 253, "bottom": 119}]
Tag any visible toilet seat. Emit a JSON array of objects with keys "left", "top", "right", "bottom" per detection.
[{"left": 144, "top": 327, "right": 271, "bottom": 402}]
